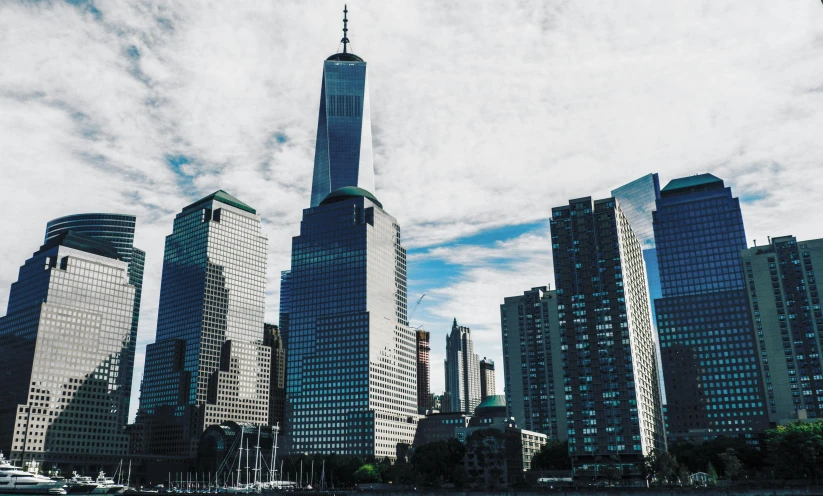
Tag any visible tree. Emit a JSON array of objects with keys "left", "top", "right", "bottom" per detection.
[
  {"left": 411, "top": 439, "right": 466, "bottom": 487},
  {"left": 765, "top": 420, "right": 823, "bottom": 484},
  {"left": 718, "top": 448, "right": 743, "bottom": 481},
  {"left": 707, "top": 462, "right": 718, "bottom": 487},
  {"left": 465, "top": 429, "right": 507, "bottom": 488},
  {"left": 353, "top": 464, "right": 381, "bottom": 483},
  {"left": 677, "top": 464, "right": 691, "bottom": 487},
  {"left": 644, "top": 450, "right": 678, "bottom": 486},
  {"left": 530, "top": 440, "right": 572, "bottom": 471}
]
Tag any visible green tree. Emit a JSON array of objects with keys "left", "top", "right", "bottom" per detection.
[
  {"left": 353, "top": 464, "right": 381, "bottom": 483},
  {"left": 465, "top": 429, "right": 506, "bottom": 488},
  {"left": 707, "top": 462, "right": 718, "bottom": 487},
  {"left": 644, "top": 450, "right": 678, "bottom": 486},
  {"left": 530, "top": 440, "right": 572, "bottom": 471},
  {"left": 677, "top": 464, "right": 691, "bottom": 487},
  {"left": 718, "top": 448, "right": 743, "bottom": 481},
  {"left": 765, "top": 420, "right": 823, "bottom": 484},
  {"left": 410, "top": 438, "right": 466, "bottom": 487}
]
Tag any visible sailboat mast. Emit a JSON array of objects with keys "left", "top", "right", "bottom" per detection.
[{"left": 236, "top": 428, "right": 243, "bottom": 487}]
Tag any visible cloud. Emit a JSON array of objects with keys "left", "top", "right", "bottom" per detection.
[{"left": 0, "top": 0, "right": 822, "bottom": 420}]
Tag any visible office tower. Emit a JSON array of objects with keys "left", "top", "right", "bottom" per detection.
[
  {"left": 550, "top": 197, "right": 666, "bottom": 473},
  {"left": 286, "top": 12, "right": 418, "bottom": 459},
  {"left": 417, "top": 330, "right": 431, "bottom": 414},
  {"left": 500, "top": 286, "right": 567, "bottom": 440},
  {"left": 279, "top": 270, "right": 292, "bottom": 347},
  {"left": 444, "top": 319, "right": 481, "bottom": 414},
  {"left": 264, "top": 323, "right": 287, "bottom": 429},
  {"left": 309, "top": 7, "right": 373, "bottom": 207},
  {"left": 742, "top": 236, "right": 823, "bottom": 423},
  {"left": 653, "top": 174, "right": 769, "bottom": 440},
  {"left": 136, "top": 190, "right": 270, "bottom": 456},
  {"left": 479, "top": 358, "right": 496, "bottom": 400},
  {"left": 45, "top": 213, "right": 145, "bottom": 419},
  {"left": 0, "top": 232, "right": 136, "bottom": 465},
  {"left": 611, "top": 174, "right": 662, "bottom": 322}
]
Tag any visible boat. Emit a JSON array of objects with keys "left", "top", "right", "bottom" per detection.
[
  {"left": 64, "top": 472, "right": 99, "bottom": 494},
  {"left": 92, "top": 472, "right": 125, "bottom": 494},
  {"left": 0, "top": 452, "right": 67, "bottom": 494}
]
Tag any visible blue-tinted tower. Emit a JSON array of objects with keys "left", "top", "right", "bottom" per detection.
[
  {"left": 309, "top": 7, "right": 374, "bottom": 207},
  {"left": 653, "top": 174, "right": 769, "bottom": 440},
  {"left": 45, "top": 213, "right": 145, "bottom": 419},
  {"left": 286, "top": 10, "right": 418, "bottom": 459}
]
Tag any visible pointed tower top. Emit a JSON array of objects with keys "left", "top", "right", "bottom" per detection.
[{"left": 341, "top": 5, "right": 350, "bottom": 53}]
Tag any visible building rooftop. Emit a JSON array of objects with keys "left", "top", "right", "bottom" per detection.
[
  {"left": 36, "top": 231, "right": 121, "bottom": 260},
  {"left": 326, "top": 53, "right": 364, "bottom": 62},
  {"left": 475, "top": 394, "right": 506, "bottom": 414},
  {"left": 661, "top": 173, "right": 724, "bottom": 195},
  {"left": 183, "top": 190, "right": 256, "bottom": 214},
  {"left": 320, "top": 186, "right": 382, "bottom": 209}
]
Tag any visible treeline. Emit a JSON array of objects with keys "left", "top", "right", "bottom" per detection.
[
  {"left": 530, "top": 421, "right": 823, "bottom": 485},
  {"left": 279, "top": 438, "right": 469, "bottom": 488}
]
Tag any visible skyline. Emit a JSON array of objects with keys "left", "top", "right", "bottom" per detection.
[{"left": 1, "top": 1, "right": 822, "bottom": 423}]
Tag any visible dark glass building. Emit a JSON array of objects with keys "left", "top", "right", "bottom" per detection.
[
  {"left": 309, "top": 13, "right": 374, "bottom": 208},
  {"left": 653, "top": 174, "right": 769, "bottom": 440},
  {"left": 264, "top": 323, "right": 287, "bottom": 429},
  {"left": 278, "top": 270, "right": 291, "bottom": 347},
  {"left": 135, "top": 191, "right": 271, "bottom": 456},
  {"left": 45, "top": 213, "right": 145, "bottom": 418},
  {"left": 0, "top": 232, "right": 136, "bottom": 466},
  {"left": 551, "top": 197, "right": 666, "bottom": 474},
  {"left": 500, "top": 286, "right": 567, "bottom": 440},
  {"left": 741, "top": 236, "right": 823, "bottom": 423},
  {"left": 286, "top": 17, "right": 417, "bottom": 458}
]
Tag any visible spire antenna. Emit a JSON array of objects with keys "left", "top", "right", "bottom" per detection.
[{"left": 341, "top": 5, "right": 350, "bottom": 53}]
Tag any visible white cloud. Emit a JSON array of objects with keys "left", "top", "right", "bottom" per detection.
[{"left": 0, "top": 0, "right": 822, "bottom": 420}]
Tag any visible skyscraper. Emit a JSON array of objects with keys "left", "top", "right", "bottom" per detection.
[
  {"left": 653, "top": 174, "right": 769, "bottom": 440},
  {"left": 500, "top": 286, "right": 566, "bottom": 440},
  {"left": 135, "top": 190, "right": 270, "bottom": 456},
  {"left": 444, "top": 319, "right": 481, "bottom": 414},
  {"left": 309, "top": 6, "right": 374, "bottom": 207},
  {"left": 44, "top": 213, "right": 145, "bottom": 418},
  {"left": 0, "top": 232, "right": 136, "bottom": 465},
  {"left": 279, "top": 270, "right": 292, "bottom": 347},
  {"left": 741, "top": 236, "right": 823, "bottom": 423},
  {"left": 416, "top": 330, "right": 432, "bottom": 415},
  {"left": 551, "top": 197, "right": 666, "bottom": 473},
  {"left": 479, "top": 358, "right": 496, "bottom": 400},
  {"left": 264, "top": 323, "right": 287, "bottom": 429},
  {"left": 286, "top": 13, "right": 418, "bottom": 459}
]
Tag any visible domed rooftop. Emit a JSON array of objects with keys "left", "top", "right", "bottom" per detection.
[
  {"left": 320, "top": 186, "right": 382, "bottom": 209},
  {"left": 475, "top": 394, "right": 507, "bottom": 415}
]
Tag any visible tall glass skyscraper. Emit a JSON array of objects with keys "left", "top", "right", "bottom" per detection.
[
  {"left": 551, "top": 197, "right": 666, "bottom": 475},
  {"left": 279, "top": 269, "right": 291, "bottom": 347},
  {"left": 0, "top": 232, "right": 136, "bottom": 466},
  {"left": 309, "top": 12, "right": 374, "bottom": 207},
  {"left": 135, "top": 190, "right": 271, "bottom": 456},
  {"left": 44, "top": 213, "right": 145, "bottom": 419},
  {"left": 653, "top": 174, "right": 769, "bottom": 440},
  {"left": 444, "top": 319, "right": 481, "bottom": 414},
  {"left": 286, "top": 16, "right": 418, "bottom": 458}
]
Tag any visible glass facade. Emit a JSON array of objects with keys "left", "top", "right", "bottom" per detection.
[
  {"left": 310, "top": 54, "right": 375, "bottom": 207},
  {"left": 653, "top": 174, "right": 769, "bottom": 439},
  {"left": 444, "top": 319, "right": 481, "bottom": 414},
  {"left": 44, "top": 213, "right": 145, "bottom": 420},
  {"left": 500, "top": 286, "right": 567, "bottom": 440},
  {"left": 742, "top": 237, "right": 823, "bottom": 423},
  {"left": 279, "top": 270, "right": 291, "bottom": 348},
  {"left": 136, "top": 191, "right": 270, "bottom": 456},
  {"left": 0, "top": 232, "right": 135, "bottom": 465},
  {"left": 550, "top": 197, "right": 666, "bottom": 471},
  {"left": 286, "top": 192, "right": 416, "bottom": 459}
]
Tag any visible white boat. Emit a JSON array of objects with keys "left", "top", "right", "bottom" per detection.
[
  {"left": 0, "top": 452, "right": 67, "bottom": 494},
  {"left": 91, "top": 472, "right": 125, "bottom": 494},
  {"left": 65, "top": 473, "right": 99, "bottom": 494}
]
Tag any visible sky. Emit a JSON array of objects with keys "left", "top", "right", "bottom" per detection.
[{"left": 1, "top": 0, "right": 822, "bottom": 423}]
